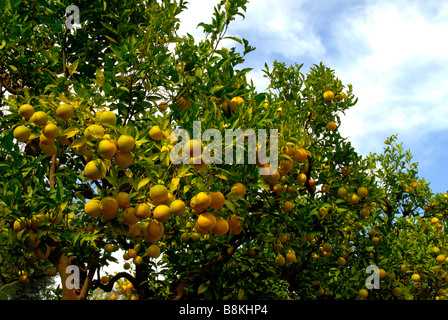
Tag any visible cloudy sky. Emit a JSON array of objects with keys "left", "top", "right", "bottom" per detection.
[{"left": 177, "top": 0, "right": 448, "bottom": 195}]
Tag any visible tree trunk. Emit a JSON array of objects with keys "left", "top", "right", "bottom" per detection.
[{"left": 50, "top": 251, "right": 79, "bottom": 300}]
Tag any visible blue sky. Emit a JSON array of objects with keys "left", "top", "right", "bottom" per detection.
[{"left": 177, "top": 0, "right": 448, "bottom": 195}]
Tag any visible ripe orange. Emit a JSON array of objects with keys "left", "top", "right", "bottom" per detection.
[
  {"left": 229, "top": 96, "right": 244, "bottom": 112},
  {"left": 348, "top": 194, "right": 360, "bottom": 204},
  {"left": 231, "top": 183, "right": 246, "bottom": 196},
  {"left": 31, "top": 111, "right": 48, "bottom": 126},
  {"left": 436, "top": 254, "right": 446, "bottom": 264},
  {"left": 358, "top": 289, "right": 368, "bottom": 298},
  {"left": 296, "top": 173, "right": 307, "bottom": 185},
  {"left": 209, "top": 191, "right": 225, "bottom": 210},
  {"left": 228, "top": 215, "right": 242, "bottom": 235},
  {"left": 183, "top": 139, "right": 203, "bottom": 157},
  {"left": 18, "top": 104, "right": 34, "bottom": 118},
  {"left": 212, "top": 217, "right": 229, "bottom": 236},
  {"left": 117, "top": 135, "right": 135, "bottom": 152},
  {"left": 286, "top": 250, "right": 296, "bottom": 263},
  {"left": 84, "top": 160, "right": 105, "bottom": 180},
  {"left": 195, "top": 192, "right": 212, "bottom": 209},
  {"left": 116, "top": 192, "right": 131, "bottom": 209},
  {"left": 98, "top": 139, "right": 117, "bottom": 159},
  {"left": 149, "top": 126, "right": 164, "bottom": 141},
  {"left": 337, "top": 187, "right": 347, "bottom": 198},
  {"left": 150, "top": 184, "right": 168, "bottom": 203},
  {"left": 84, "top": 199, "right": 102, "bottom": 217},
  {"left": 275, "top": 254, "right": 286, "bottom": 266},
  {"left": 147, "top": 244, "right": 161, "bottom": 258},
  {"left": 84, "top": 124, "right": 105, "bottom": 141},
  {"left": 99, "top": 110, "right": 117, "bottom": 125},
  {"left": 146, "top": 220, "right": 164, "bottom": 240},
  {"left": 411, "top": 273, "right": 421, "bottom": 281},
  {"left": 326, "top": 121, "right": 337, "bottom": 131},
  {"left": 293, "top": 148, "right": 308, "bottom": 162},
  {"left": 197, "top": 212, "right": 217, "bottom": 231},
  {"left": 338, "top": 257, "right": 347, "bottom": 266},
  {"left": 360, "top": 207, "right": 371, "bottom": 218},
  {"left": 56, "top": 104, "right": 74, "bottom": 119},
  {"left": 114, "top": 151, "right": 132, "bottom": 168},
  {"left": 357, "top": 187, "right": 368, "bottom": 197},
  {"left": 283, "top": 201, "right": 294, "bottom": 212},
  {"left": 323, "top": 91, "right": 334, "bottom": 102},
  {"left": 169, "top": 199, "right": 186, "bottom": 216},
  {"left": 122, "top": 207, "right": 139, "bottom": 226},
  {"left": 42, "top": 123, "right": 60, "bottom": 140},
  {"left": 101, "top": 197, "right": 119, "bottom": 220},
  {"left": 127, "top": 249, "right": 137, "bottom": 259},
  {"left": 134, "top": 203, "right": 151, "bottom": 220},
  {"left": 153, "top": 204, "right": 171, "bottom": 222},
  {"left": 41, "top": 143, "right": 57, "bottom": 157},
  {"left": 39, "top": 133, "right": 54, "bottom": 146},
  {"left": 13, "top": 125, "right": 31, "bottom": 142},
  {"left": 336, "top": 92, "right": 346, "bottom": 101}
]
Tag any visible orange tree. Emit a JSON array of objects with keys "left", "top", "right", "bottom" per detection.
[{"left": 1, "top": 0, "right": 447, "bottom": 300}]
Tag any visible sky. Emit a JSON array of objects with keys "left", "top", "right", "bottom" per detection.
[{"left": 176, "top": 0, "right": 448, "bottom": 195}]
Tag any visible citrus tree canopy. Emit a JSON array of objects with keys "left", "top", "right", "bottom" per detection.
[{"left": 1, "top": 0, "right": 447, "bottom": 301}]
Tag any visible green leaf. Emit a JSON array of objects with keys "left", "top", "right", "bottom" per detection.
[
  {"left": 137, "top": 178, "right": 150, "bottom": 190},
  {"left": 96, "top": 69, "right": 105, "bottom": 87},
  {"left": 198, "top": 282, "right": 209, "bottom": 294},
  {"left": 67, "top": 59, "right": 79, "bottom": 76}
]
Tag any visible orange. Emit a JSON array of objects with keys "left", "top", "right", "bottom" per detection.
[
  {"left": 275, "top": 254, "right": 286, "bottom": 266},
  {"left": 286, "top": 250, "right": 296, "bottom": 263},
  {"left": 84, "top": 160, "right": 105, "bottom": 180},
  {"left": 326, "top": 121, "right": 337, "bottom": 131},
  {"left": 18, "top": 104, "right": 34, "bottom": 118},
  {"left": 98, "top": 139, "right": 117, "bottom": 159},
  {"left": 101, "top": 197, "right": 119, "bottom": 220},
  {"left": 411, "top": 273, "right": 421, "bottom": 281},
  {"left": 348, "top": 194, "right": 360, "bottom": 204},
  {"left": 13, "top": 125, "right": 31, "bottom": 142},
  {"left": 184, "top": 139, "right": 203, "bottom": 157},
  {"left": 212, "top": 217, "right": 229, "bottom": 236},
  {"left": 149, "top": 126, "right": 164, "bottom": 141},
  {"left": 114, "top": 151, "right": 132, "bottom": 168},
  {"left": 39, "top": 133, "right": 54, "bottom": 146},
  {"left": 116, "top": 192, "right": 131, "bottom": 209},
  {"left": 357, "top": 187, "right": 368, "bottom": 197},
  {"left": 31, "top": 111, "right": 48, "bottom": 126},
  {"left": 153, "top": 204, "right": 171, "bottom": 222},
  {"left": 209, "top": 191, "right": 225, "bottom": 210},
  {"left": 337, "top": 187, "right": 347, "bottom": 198},
  {"left": 229, "top": 96, "right": 244, "bottom": 112},
  {"left": 134, "top": 203, "right": 151, "bottom": 220},
  {"left": 150, "top": 184, "right": 168, "bottom": 203},
  {"left": 99, "top": 110, "right": 117, "bottom": 125},
  {"left": 146, "top": 220, "right": 164, "bottom": 240},
  {"left": 231, "top": 183, "right": 246, "bottom": 196},
  {"left": 336, "top": 92, "right": 345, "bottom": 101},
  {"left": 42, "top": 123, "right": 60, "bottom": 139},
  {"left": 147, "top": 244, "right": 161, "bottom": 258},
  {"left": 56, "top": 104, "right": 74, "bottom": 119},
  {"left": 293, "top": 148, "right": 307, "bottom": 162},
  {"left": 279, "top": 159, "right": 293, "bottom": 173},
  {"left": 41, "top": 143, "right": 57, "bottom": 157},
  {"left": 323, "top": 91, "right": 334, "bottom": 102},
  {"left": 338, "top": 257, "right": 347, "bottom": 266},
  {"left": 84, "top": 124, "right": 105, "bottom": 141},
  {"left": 117, "top": 135, "right": 135, "bottom": 152},
  {"left": 283, "top": 201, "right": 294, "bottom": 212},
  {"left": 197, "top": 212, "right": 217, "bottom": 231},
  {"left": 84, "top": 199, "right": 102, "bottom": 217},
  {"left": 127, "top": 249, "right": 137, "bottom": 259},
  {"left": 169, "top": 199, "right": 186, "bottom": 216},
  {"left": 228, "top": 215, "right": 242, "bottom": 235},
  {"left": 122, "top": 207, "right": 139, "bottom": 226},
  {"left": 358, "top": 289, "right": 368, "bottom": 298},
  {"left": 195, "top": 192, "right": 212, "bottom": 209}
]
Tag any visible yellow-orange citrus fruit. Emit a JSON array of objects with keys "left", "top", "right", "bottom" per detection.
[
  {"left": 338, "top": 257, "right": 347, "bottom": 266},
  {"left": 212, "top": 217, "right": 229, "bottom": 236},
  {"left": 98, "top": 139, "right": 117, "bottom": 159},
  {"left": 286, "top": 250, "right": 297, "bottom": 263},
  {"left": 150, "top": 184, "right": 168, "bottom": 203},
  {"left": 228, "top": 215, "right": 242, "bottom": 235},
  {"left": 336, "top": 92, "right": 345, "bottom": 101},
  {"left": 13, "top": 125, "right": 31, "bottom": 142},
  {"left": 117, "top": 135, "right": 135, "bottom": 152},
  {"left": 84, "top": 160, "right": 105, "bottom": 180},
  {"left": 209, "top": 191, "right": 225, "bottom": 210},
  {"left": 149, "top": 126, "right": 164, "bottom": 141},
  {"left": 349, "top": 194, "right": 360, "bottom": 204},
  {"left": 114, "top": 151, "right": 132, "bottom": 168},
  {"left": 41, "top": 143, "right": 57, "bottom": 157},
  {"left": 279, "top": 159, "right": 293, "bottom": 173},
  {"left": 194, "top": 220, "right": 209, "bottom": 235},
  {"left": 190, "top": 155, "right": 206, "bottom": 169},
  {"left": 169, "top": 199, "right": 186, "bottom": 216},
  {"left": 323, "top": 91, "right": 334, "bottom": 102},
  {"left": 326, "top": 121, "right": 337, "bottom": 131},
  {"left": 134, "top": 203, "right": 151, "bottom": 220},
  {"left": 84, "top": 199, "right": 102, "bottom": 217},
  {"left": 101, "top": 197, "right": 119, "bottom": 220},
  {"left": 293, "top": 148, "right": 307, "bottom": 162},
  {"left": 360, "top": 207, "right": 371, "bottom": 218},
  {"left": 357, "top": 187, "right": 368, "bottom": 197},
  {"left": 116, "top": 192, "right": 131, "bottom": 209},
  {"left": 358, "top": 289, "right": 368, "bottom": 298},
  {"left": 153, "top": 204, "right": 171, "bottom": 222},
  {"left": 231, "top": 183, "right": 246, "bottom": 196},
  {"left": 56, "top": 104, "right": 74, "bottom": 119},
  {"left": 283, "top": 201, "right": 294, "bottom": 212},
  {"left": 229, "top": 96, "right": 244, "bottom": 112},
  {"left": 275, "top": 254, "right": 286, "bottom": 266},
  {"left": 195, "top": 192, "right": 212, "bottom": 209},
  {"left": 411, "top": 273, "right": 421, "bottom": 281},
  {"left": 296, "top": 173, "right": 307, "bottom": 185},
  {"left": 127, "top": 249, "right": 137, "bottom": 259},
  {"left": 84, "top": 124, "right": 105, "bottom": 141},
  {"left": 436, "top": 254, "right": 446, "bottom": 264},
  {"left": 323, "top": 243, "right": 333, "bottom": 253},
  {"left": 147, "top": 244, "right": 161, "bottom": 258},
  {"left": 197, "top": 212, "right": 217, "bottom": 231},
  {"left": 42, "top": 123, "right": 60, "bottom": 140},
  {"left": 146, "top": 220, "right": 164, "bottom": 240},
  {"left": 39, "top": 133, "right": 54, "bottom": 146},
  {"left": 31, "top": 111, "right": 48, "bottom": 126},
  {"left": 18, "top": 104, "right": 34, "bottom": 118},
  {"left": 337, "top": 187, "right": 347, "bottom": 198},
  {"left": 123, "top": 207, "right": 139, "bottom": 226},
  {"left": 183, "top": 139, "right": 203, "bottom": 157},
  {"left": 99, "top": 110, "right": 117, "bottom": 125}
]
